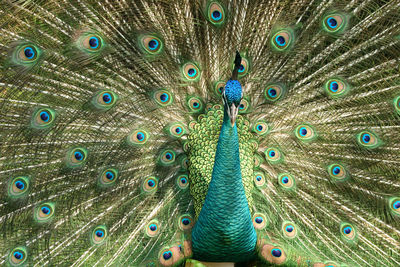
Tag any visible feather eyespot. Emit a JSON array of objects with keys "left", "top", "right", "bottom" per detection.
[
  {"left": 394, "top": 96, "right": 400, "bottom": 115},
  {"left": 271, "top": 29, "right": 294, "bottom": 51},
  {"left": 265, "top": 147, "right": 283, "bottom": 164},
  {"left": 178, "top": 214, "right": 194, "bottom": 231},
  {"left": 127, "top": 129, "right": 149, "bottom": 146},
  {"left": 34, "top": 202, "right": 55, "bottom": 222},
  {"left": 91, "top": 225, "right": 107, "bottom": 245},
  {"left": 182, "top": 63, "right": 200, "bottom": 81},
  {"left": 81, "top": 34, "right": 104, "bottom": 52},
  {"left": 252, "top": 120, "right": 269, "bottom": 136},
  {"left": 146, "top": 219, "right": 160, "bottom": 237},
  {"left": 207, "top": 2, "right": 225, "bottom": 25},
  {"left": 254, "top": 171, "right": 266, "bottom": 187},
  {"left": 8, "top": 176, "right": 30, "bottom": 198},
  {"left": 153, "top": 90, "right": 173, "bottom": 107},
  {"left": 324, "top": 78, "right": 349, "bottom": 97},
  {"left": 159, "top": 149, "right": 176, "bottom": 166},
  {"left": 92, "top": 91, "right": 118, "bottom": 110},
  {"left": 328, "top": 163, "right": 349, "bottom": 181},
  {"left": 17, "top": 45, "right": 40, "bottom": 63},
  {"left": 177, "top": 174, "right": 189, "bottom": 189},
  {"left": 232, "top": 56, "right": 250, "bottom": 77},
  {"left": 340, "top": 223, "right": 357, "bottom": 242},
  {"left": 278, "top": 173, "right": 295, "bottom": 190},
  {"left": 142, "top": 176, "right": 158, "bottom": 193},
  {"left": 166, "top": 122, "right": 186, "bottom": 138},
  {"left": 260, "top": 243, "right": 287, "bottom": 265},
  {"left": 356, "top": 131, "right": 380, "bottom": 149},
  {"left": 238, "top": 98, "right": 250, "bottom": 113},
  {"left": 140, "top": 35, "right": 163, "bottom": 55},
  {"left": 159, "top": 246, "right": 184, "bottom": 266},
  {"left": 322, "top": 13, "right": 348, "bottom": 33},
  {"left": 99, "top": 168, "right": 118, "bottom": 187},
  {"left": 214, "top": 81, "right": 225, "bottom": 96},
  {"left": 264, "top": 83, "right": 286, "bottom": 102},
  {"left": 282, "top": 221, "right": 298, "bottom": 238},
  {"left": 389, "top": 197, "right": 400, "bottom": 215},
  {"left": 252, "top": 213, "right": 267, "bottom": 230},
  {"left": 9, "top": 247, "right": 27, "bottom": 266},
  {"left": 31, "top": 108, "right": 56, "bottom": 129},
  {"left": 295, "top": 124, "right": 316, "bottom": 142},
  {"left": 187, "top": 96, "right": 204, "bottom": 113},
  {"left": 66, "top": 148, "right": 88, "bottom": 168}
]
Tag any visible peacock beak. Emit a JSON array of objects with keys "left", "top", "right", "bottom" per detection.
[{"left": 227, "top": 103, "right": 239, "bottom": 127}]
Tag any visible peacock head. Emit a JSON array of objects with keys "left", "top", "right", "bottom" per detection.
[{"left": 222, "top": 79, "right": 243, "bottom": 127}]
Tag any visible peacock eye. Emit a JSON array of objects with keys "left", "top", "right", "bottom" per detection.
[
  {"left": 34, "top": 202, "right": 55, "bottom": 222},
  {"left": 179, "top": 214, "right": 194, "bottom": 231},
  {"left": 295, "top": 124, "right": 316, "bottom": 141},
  {"left": 159, "top": 246, "right": 184, "bottom": 265},
  {"left": 394, "top": 96, "right": 400, "bottom": 115},
  {"left": 260, "top": 244, "right": 287, "bottom": 264},
  {"left": 91, "top": 226, "right": 107, "bottom": 245},
  {"left": 167, "top": 122, "right": 186, "bottom": 138},
  {"left": 142, "top": 176, "right": 159, "bottom": 193},
  {"left": 278, "top": 173, "right": 295, "bottom": 190},
  {"left": 187, "top": 96, "right": 203, "bottom": 113},
  {"left": 271, "top": 29, "right": 294, "bottom": 51},
  {"left": 208, "top": 2, "right": 225, "bottom": 25},
  {"left": 254, "top": 172, "right": 266, "bottom": 187},
  {"left": 340, "top": 223, "right": 356, "bottom": 241},
  {"left": 252, "top": 120, "right": 269, "bottom": 136},
  {"left": 99, "top": 168, "right": 118, "bottom": 186},
  {"left": 177, "top": 174, "right": 189, "bottom": 189},
  {"left": 264, "top": 84, "right": 286, "bottom": 102},
  {"left": 282, "top": 221, "right": 298, "bottom": 238},
  {"left": 127, "top": 129, "right": 149, "bottom": 146},
  {"left": 324, "top": 78, "right": 349, "bottom": 97},
  {"left": 31, "top": 108, "right": 56, "bottom": 129},
  {"left": 81, "top": 34, "right": 104, "bottom": 52},
  {"left": 232, "top": 56, "right": 250, "bottom": 77},
  {"left": 93, "top": 91, "right": 118, "bottom": 110},
  {"left": 153, "top": 90, "right": 173, "bottom": 106},
  {"left": 9, "top": 247, "right": 27, "bottom": 265},
  {"left": 140, "top": 35, "right": 163, "bottom": 55},
  {"left": 238, "top": 98, "right": 250, "bottom": 113},
  {"left": 328, "top": 163, "right": 349, "bottom": 181},
  {"left": 323, "top": 13, "right": 347, "bottom": 33},
  {"left": 182, "top": 63, "right": 200, "bottom": 81},
  {"left": 265, "top": 147, "right": 283, "bottom": 164},
  {"left": 252, "top": 213, "right": 267, "bottom": 230},
  {"left": 159, "top": 149, "right": 176, "bottom": 165},
  {"left": 357, "top": 131, "right": 380, "bottom": 149},
  {"left": 271, "top": 248, "right": 282, "bottom": 257},
  {"left": 19, "top": 45, "right": 37, "bottom": 61},
  {"left": 146, "top": 220, "right": 160, "bottom": 237},
  {"left": 214, "top": 81, "right": 225, "bottom": 96},
  {"left": 67, "top": 148, "right": 88, "bottom": 168},
  {"left": 389, "top": 198, "right": 400, "bottom": 215}
]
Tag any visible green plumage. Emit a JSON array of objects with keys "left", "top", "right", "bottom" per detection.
[{"left": 0, "top": 0, "right": 400, "bottom": 266}]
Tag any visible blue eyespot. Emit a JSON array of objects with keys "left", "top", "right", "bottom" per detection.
[
  {"left": 256, "top": 176, "right": 262, "bottom": 182},
  {"left": 147, "top": 179, "right": 155, "bottom": 187},
  {"left": 41, "top": 207, "right": 50, "bottom": 214},
  {"left": 299, "top": 127, "right": 307, "bottom": 136},
  {"left": 362, "top": 133, "right": 371, "bottom": 143},
  {"left": 271, "top": 248, "right": 282, "bottom": 257},
  {"left": 343, "top": 226, "right": 352, "bottom": 234},
  {"left": 212, "top": 10, "right": 222, "bottom": 20},
  {"left": 160, "top": 93, "right": 169, "bottom": 102},
  {"left": 40, "top": 111, "right": 50, "bottom": 122},
  {"left": 393, "top": 201, "right": 400, "bottom": 210},
  {"left": 175, "top": 127, "right": 182, "bottom": 134},
  {"left": 285, "top": 225, "right": 293, "bottom": 232},
  {"left": 255, "top": 217, "right": 263, "bottom": 224},
  {"left": 15, "top": 181, "right": 25, "bottom": 190},
  {"left": 333, "top": 167, "right": 341, "bottom": 175},
  {"left": 74, "top": 151, "right": 83, "bottom": 161},
  {"left": 275, "top": 35, "right": 286, "bottom": 46},
  {"left": 257, "top": 125, "right": 263, "bottom": 131},
  {"left": 165, "top": 153, "right": 172, "bottom": 160},
  {"left": 187, "top": 68, "right": 197, "bottom": 77},
  {"left": 327, "top": 17, "right": 338, "bottom": 28},
  {"left": 282, "top": 176, "right": 289, "bottom": 184},
  {"left": 329, "top": 81, "right": 339, "bottom": 92},
  {"left": 182, "top": 218, "right": 190, "bottom": 225},
  {"left": 238, "top": 64, "right": 245, "bottom": 73},
  {"left": 148, "top": 39, "right": 159, "bottom": 50},
  {"left": 24, "top": 46, "right": 35, "bottom": 59},
  {"left": 136, "top": 132, "right": 145, "bottom": 141},
  {"left": 102, "top": 93, "right": 112, "bottom": 104},
  {"left": 95, "top": 230, "right": 104, "bottom": 237},
  {"left": 268, "top": 88, "right": 277, "bottom": 97},
  {"left": 89, "top": 37, "right": 100, "bottom": 49},
  {"left": 239, "top": 104, "right": 245, "bottom": 110},
  {"left": 269, "top": 150, "right": 276, "bottom": 157},
  {"left": 105, "top": 171, "right": 114, "bottom": 180},
  {"left": 149, "top": 224, "right": 157, "bottom": 231},
  {"left": 180, "top": 177, "right": 187, "bottom": 184},
  {"left": 163, "top": 251, "right": 172, "bottom": 260},
  {"left": 13, "top": 251, "right": 23, "bottom": 260}
]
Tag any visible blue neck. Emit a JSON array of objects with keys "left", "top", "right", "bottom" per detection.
[{"left": 191, "top": 107, "right": 257, "bottom": 262}]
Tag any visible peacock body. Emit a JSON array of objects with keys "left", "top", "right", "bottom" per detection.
[{"left": 0, "top": 0, "right": 400, "bottom": 266}]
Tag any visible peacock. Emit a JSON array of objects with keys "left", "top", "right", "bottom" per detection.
[{"left": 0, "top": 0, "right": 399, "bottom": 266}]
